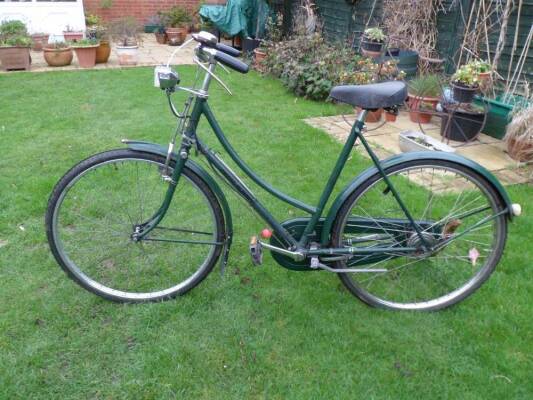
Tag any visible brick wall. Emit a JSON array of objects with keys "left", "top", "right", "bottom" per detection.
[{"left": 83, "top": 0, "right": 201, "bottom": 24}]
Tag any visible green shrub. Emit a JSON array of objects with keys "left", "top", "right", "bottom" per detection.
[
  {"left": 261, "top": 33, "right": 403, "bottom": 101},
  {"left": 0, "top": 20, "right": 31, "bottom": 47}
]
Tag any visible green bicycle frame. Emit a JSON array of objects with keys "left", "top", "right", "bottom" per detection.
[{"left": 136, "top": 94, "right": 442, "bottom": 257}]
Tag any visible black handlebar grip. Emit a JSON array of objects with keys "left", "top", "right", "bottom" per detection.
[
  {"left": 214, "top": 50, "right": 249, "bottom": 74},
  {"left": 215, "top": 42, "right": 241, "bottom": 57}
]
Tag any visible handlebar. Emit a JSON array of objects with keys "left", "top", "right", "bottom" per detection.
[
  {"left": 212, "top": 49, "right": 249, "bottom": 74},
  {"left": 192, "top": 31, "right": 249, "bottom": 74},
  {"left": 214, "top": 42, "right": 241, "bottom": 57}
]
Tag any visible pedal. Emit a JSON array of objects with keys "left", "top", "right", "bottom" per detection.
[{"left": 249, "top": 236, "right": 263, "bottom": 266}]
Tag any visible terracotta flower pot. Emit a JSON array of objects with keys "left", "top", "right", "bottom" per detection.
[
  {"left": 385, "top": 111, "right": 397, "bottom": 122},
  {"left": 95, "top": 40, "right": 111, "bottom": 63},
  {"left": 166, "top": 27, "right": 187, "bottom": 46},
  {"left": 72, "top": 45, "right": 98, "bottom": 68},
  {"left": 408, "top": 94, "right": 440, "bottom": 124},
  {"left": 116, "top": 45, "right": 138, "bottom": 65},
  {"left": 254, "top": 49, "right": 266, "bottom": 63},
  {"left": 0, "top": 47, "right": 31, "bottom": 71},
  {"left": 63, "top": 31, "right": 84, "bottom": 42},
  {"left": 31, "top": 34, "right": 49, "bottom": 51},
  {"left": 43, "top": 46, "right": 73, "bottom": 67},
  {"left": 155, "top": 32, "right": 167, "bottom": 44},
  {"left": 356, "top": 107, "right": 382, "bottom": 122}
]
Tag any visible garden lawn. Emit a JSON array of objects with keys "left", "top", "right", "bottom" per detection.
[{"left": 0, "top": 67, "right": 532, "bottom": 399}]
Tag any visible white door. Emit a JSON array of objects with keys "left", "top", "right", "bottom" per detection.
[{"left": 0, "top": 0, "right": 86, "bottom": 39}]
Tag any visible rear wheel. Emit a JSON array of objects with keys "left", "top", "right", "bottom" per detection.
[
  {"left": 331, "top": 160, "right": 507, "bottom": 311},
  {"left": 46, "top": 149, "right": 225, "bottom": 302}
]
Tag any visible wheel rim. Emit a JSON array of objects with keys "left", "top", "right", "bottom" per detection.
[
  {"left": 51, "top": 157, "right": 220, "bottom": 300},
  {"left": 337, "top": 163, "right": 505, "bottom": 310}
]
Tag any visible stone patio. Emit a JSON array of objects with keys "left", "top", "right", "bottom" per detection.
[
  {"left": 1, "top": 33, "right": 196, "bottom": 73},
  {"left": 305, "top": 112, "right": 532, "bottom": 186}
]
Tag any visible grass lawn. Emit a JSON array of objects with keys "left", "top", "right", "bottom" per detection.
[{"left": 0, "top": 67, "right": 532, "bottom": 399}]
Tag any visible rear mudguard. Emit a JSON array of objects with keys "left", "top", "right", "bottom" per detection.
[
  {"left": 123, "top": 140, "right": 233, "bottom": 271},
  {"left": 320, "top": 151, "right": 514, "bottom": 246}
]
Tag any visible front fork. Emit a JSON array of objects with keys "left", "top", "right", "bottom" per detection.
[{"left": 134, "top": 143, "right": 190, "bottom": 241}]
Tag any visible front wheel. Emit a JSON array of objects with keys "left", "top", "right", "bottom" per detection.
[
  {"left": 331, "top": 160, "right": 507, "bottom": 311},
  {"left": 46, "top": 149, "right": 225, "bottom": 302}
]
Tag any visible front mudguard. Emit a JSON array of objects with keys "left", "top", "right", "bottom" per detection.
[
  {"left": 123, "top": 140, "right": 233, "bottom": 271},
  {"left": 320, "top": 151, "right": 514, "bottom": 246}
]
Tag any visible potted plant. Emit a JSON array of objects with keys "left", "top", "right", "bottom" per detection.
[
  {"left": 407, "top": 74, "right": 441, "bottom": 123},
  {"left": 469, "top": 59, "right": 491, "bottom": 83},
  {"left": 63, "top": 25, "right": 84, "bottom": 42},
  {"left": 399, "top": 131, "right": 455, "bottom": 153},
  {"left": 504, "top": 105, "right": 533, "bottom": 162},
  {"left": 31, "top": 32, "right": 49, "bottom": 51},
  {"left": 451, "top": 64, "right": 479, "bottom": 103},
  {"left": 86, "top": 16, "right": 110, "bottom": 64},
  {"left": 71, "top": 38, "right": 99, "bottom": 68},
  {"left": 155, "top": 26, "right": 167, "bottom": 44},
  {"left": 440, "top": 103, "right": 486, "bottom": 142},
  {"left": 361, "top": 27, "right": 386, "bottom": 58},
  {"left": 109, "top": 17, "right": 142, "bottom": 66},
  {"left": 162, "top": 6, "right": 192, "bottom": 46},
  {"left": 43, "top": 42, "right": 73, "bottom": 67},
  {"left": 0, "top": 20, "right": 32, "bottom": 71}
]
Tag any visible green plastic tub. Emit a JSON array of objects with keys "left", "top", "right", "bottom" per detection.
[{"left": 474, "top": 95, "right": 530, "bottom": 139}]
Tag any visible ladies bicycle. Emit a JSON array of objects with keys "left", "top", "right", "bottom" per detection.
[{"left": 45, "top": 32, "right": 521, "bottom": 310}]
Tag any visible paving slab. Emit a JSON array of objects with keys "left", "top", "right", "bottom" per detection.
[{"left": 305, "top": 111, "right": 532, "bottom": 186}]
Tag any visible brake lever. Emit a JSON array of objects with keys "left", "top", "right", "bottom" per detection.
[
  {"left": 194, "top": 57, "right": 233, "bottom": 96},
  {"left": 217, "top": 62, "right": 230, "bottom": 74}
]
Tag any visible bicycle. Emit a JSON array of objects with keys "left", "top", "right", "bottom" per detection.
[{"left": 45, "top": 32, "right": 522, "bottom": 311}]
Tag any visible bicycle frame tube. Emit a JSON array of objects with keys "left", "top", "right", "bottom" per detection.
[
  {"left": 139, "top": 94, "right": 430, "bottom": 252},
  {"left": 199, "top": 99, "right": 369, "bottom": 249}
]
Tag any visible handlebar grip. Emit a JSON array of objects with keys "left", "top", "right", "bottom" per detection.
[
  {"left": 214, "top": 50, "right": 249, "bottom": 74},
  {"left": 215, "top": 42, "right": 241, "bottom": 57}
]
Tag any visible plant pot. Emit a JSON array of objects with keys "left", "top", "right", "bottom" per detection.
[
  {"left": 361, "top": 37, "right": 383, "bottom": 53},
  {"left": 477, "top": 71, "right": 491, "bottom": 83},
  {"left": 384, "top": 111, "right": 397, "bottom": 122},
  {"left": 399, "top": 130, "right": 455, "bottom": 153},
  {"left": 452, "top": 82, "right": 478, "bottom": 104},
  {"left": 357, "top": 107, "right": 382, "bottom": 122},
  {"left": 473, "top": 95, "right": 515, "bottom": 139},
  {"left": 408, "top": 94, "right": 440, "bottom": 124},
  {"left": 155, "top": 32, "right": 167, "bottom": 44},
  {"left": 254, "top": 49, "right": 267, "bottom": 64},
  {"left": 233, "top": 35, "right": 242, "bottom": 48},
  {"left": 440, "top": 104, "right": 485, "bottom": 142},
  {"left": 166, "top": 27, "right": 187, "bottom": 46},
  {"left": 386, "top": 47, "right": 400, "bottom": 57},
  {"left": 116, "top": 45, "right": 138, "bottom": 65},
  {"left": 63, "top": 31, "right": 84, "bottom": 42},
  {"left": 382, "top": 50, "right": 419, "bottom": 79},
  {"left": 243, "top": 37, "right": 261, "bottom": 55},
  {"left": 72, "top": 45, "right": 98, "bottom": 68},
  {"left": 95, "top": 40, "right": 111, "bottom": 63},
  {"left": 0, "top": 46, "right": 31, "bottom": 71},
  {"left": 361, "top": 48, "right": 381, "bottom": 59},
  {"left": 43, "top": 46, "right": 73, "bottom": 67},
  {"left": 31, "top": 34, "right": 49, "bottom": 51},
  {"left": 144, "top": 24, "right": 160, "bottom": 33}
]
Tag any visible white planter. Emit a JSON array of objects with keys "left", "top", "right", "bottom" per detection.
[
  {"left": 116, "top": 45, "right": 138, "bottom": 66},
  {"left": 399, "top": 130, "right": 455, "bottom": 153}
]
